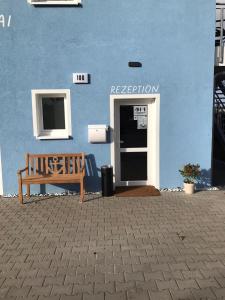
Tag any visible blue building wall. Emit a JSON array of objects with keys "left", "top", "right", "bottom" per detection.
[{"left": 0, "top": 0, "right": 215, "bottom": 194}]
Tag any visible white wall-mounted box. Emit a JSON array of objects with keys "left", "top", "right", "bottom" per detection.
[
  {"left": 73, "top": 73, "right": 89, "bottom": 84},
  {"left": 88, "top": 125, "right": 108, "bottom": 143}
]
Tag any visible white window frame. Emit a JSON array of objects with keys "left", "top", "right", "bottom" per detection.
[
  {"left": 27, "top": 0, "right": 81, "bottom": 5},
  {"left": 32, "top": 89, "right": 72, "bottom": 140}
]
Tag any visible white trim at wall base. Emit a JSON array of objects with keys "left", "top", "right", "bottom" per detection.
[
  {"left": 0, "top": 147, "right": 3, "bottom": 195},
  {"left": 110, "top": 93, "right": 160, "bottom": 189}
]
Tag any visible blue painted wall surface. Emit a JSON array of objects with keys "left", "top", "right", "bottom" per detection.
[{"left": 0, "top": 0, "right": 215, "bottom": 194}]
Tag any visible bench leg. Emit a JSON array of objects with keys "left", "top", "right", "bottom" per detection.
[
  {"left": 18, "top": 177, "right": 23, "bottom": 204},
  {"left": 26, "top": 184, "right": 30, "bottom": 198},
  {"left": 80, "top": 179, "right": 84, "bottom": 203}
]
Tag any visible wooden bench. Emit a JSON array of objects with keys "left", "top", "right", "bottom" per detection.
[{"left": 17, "top": 153, "right": 85, "bottom": 204}]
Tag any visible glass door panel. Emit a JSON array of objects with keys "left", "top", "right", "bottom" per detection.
[
  {"left": 120, "top": 105, "right": 147, "bottom": 148},
  {"left": 121, "top": 152, "right": 147, "bottom": 181},
  {"left": 119, "top": 104, "right": 148, "bottom": 184}
]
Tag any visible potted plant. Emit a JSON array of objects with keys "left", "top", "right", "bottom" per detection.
[{"left": 179, "top": 163, "right": 201, "bottom": 194}]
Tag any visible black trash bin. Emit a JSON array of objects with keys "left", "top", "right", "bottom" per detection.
[{"left": 101, "top": 165, "right": 113, "bottom": 197}]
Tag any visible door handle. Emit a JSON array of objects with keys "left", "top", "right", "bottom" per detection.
[{"left": 120, "top": 141, "right": 124, "bottom": 144}]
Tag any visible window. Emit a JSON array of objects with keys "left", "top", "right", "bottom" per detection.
[
  {"left": 27, "top": 0, "right": 81, "bottom": 5},
  {"left": 32, "top": 89, "right": 72, "bottom": 139}
]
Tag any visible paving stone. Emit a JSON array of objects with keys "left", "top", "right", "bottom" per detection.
[
  {"left": 149, "top": 290, "right": 172, "bottom": 300},
  {"left": 215, "top": 276, "right": 225, "bottom": 287},
  {"left": 85, "top": 273, "right": 105, "bottom": 284},
  {"left": 170, "top": 289, "right": 193, "bottom": 300},
  {"left": 57, "top": 267, "right": 76, "bottom": 277},
  {"left": 115, "top": 264, "right": 133, "bottom": 273},
  {"left": 95, "top": 265, "right": 114, "bottom": 274},
  {"left": 29, "top": 285, "right": 52, "bottom": 297},
  {"left": 196, "top": 278, "right": 220, "bottom": 289},
  {"left": 137, "top": 244, "right": 154, "bottom": 251},
  {"left": 187, "top": 262, "right": 206, "bottom": 270},
  {"left": 144, "top": 271, "right": 164, "bottom": 281},
  {"left": 157, "top": 256, "right": 176, "bottom": 264},
  {"left": 37, "top": 268, "right": 58, "bottom": 277},
  {"left": 151, "top": 264, "right": 170, "bottom": 272},
  {"left": 12, "top": 262, "right": 34, "bottom": 270},
  {"left": 44, "top": 276, "right": 65, "bottom": 286},
  {"left": 0, "top": 287, "right": 10, "bottom": 298},
  {"left": 104, "top": 256, "right": 120, "bottom": 264},
  {"left": 135, "top": 280, "right": 157, "bottom": 292},
  {"left": 38, "top": 296, "right": 60, "bottom": 300},
  {"left": 174, "top": 255, "right": 194, "bottom": 263},
  {"left": 1, "top": 269, "right": 19, "bottom": 279},
  {"left": 8, "top": 255, "right": 28, "bottom": 263},
  {"left": 130, "top": 250, "right": 147, "bottom": 257},
  {"left": 64, "top": 275, "right": 84, "bottom": 285},
  {"left": 7, "top": 286, "right": 31, "bottom": 297},
  {"left": 23, "top": 277, "right": 44, "bottom": 287},
  {"left": 182, "top": 270, "right": 203, "bottom": 279},
  {"left": 163, "top": 271, "right": 183, "bottom": 280},
  {"left": 169, "top": 263, "right": 188, "bottom": 271},
  {"left": 122, "top": 256, "right": 140, "bottom": 265},
  {"left": 83, "top": 294, "right": 105, "bottom": 300},
  {"left": 73, "top": 283, "right": 94, "bottom": 294},
  {"left": 60, "top": 295, "right": 82, "bottom": 300},
  {"left": 179, "top": 248, "right": 197, "bottom": 255},
  {"left": 116, "top": 281, "right": 136, "bottom": 292},
  {"left": 0, "top": 277, "right": 5, "bottom": 288},
  {"left": 94, "top": 282, "right": 115, "bottom": 294},
  {"left": 14, "top": 297, "right": 38, "bottom": 300},
  {"left": 191, "top": 254, "right": 212, "bottom": 263},
  {"left": 124, "top": 271, "right": 144, "bottom": 282},
  {"left": 50, "top": 260, "right": 69, "bottom": 269},
  {"left": 176, "top": 279, "right": 199, "bottom": 290},
  {"left": 204, "top": 261, "right": 225, "bottom": 269},
  {"left": 2, "top": 278, "right": 24, "bottom": 288},
  {"left": 191, "top": 288, "right": 217, "bottom": 299},
  {"left": 18, "top": 269, "right": 38, "bottom": 278},
  {"left": 156, "top": 280, "right": 178, "bottom": 291},
  {"left": 105, "top": 292, "right": 127, "bottom": 300},
  {"left": 51, "top": 284, "right": 73, "bottom": 295},
  {"left": 113, "top": 251, "right": 130, "bottom": 258},
  {"left": 127, "top": 290, "right": 150, "bottom": 300},
  {"left": 200, "top": 268, "right": 222, "bottom": 279},
  {"left": 146, "top": 249, "right": 164, "bottom": 257},
  {"left": 211, "top": 287, "right": 225, "bottom": 298}
]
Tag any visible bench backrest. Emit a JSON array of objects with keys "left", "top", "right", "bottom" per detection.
[{"left": 25, "top": 153, "right": 85, "bottom": 177}]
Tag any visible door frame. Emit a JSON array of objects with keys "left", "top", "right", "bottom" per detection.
[{"left": 110, "top": 93, "right": 160, "bottom": 189}]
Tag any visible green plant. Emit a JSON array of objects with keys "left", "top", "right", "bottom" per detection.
[{"left": 179, "top": 163, "right": 201, "bottom": 184}]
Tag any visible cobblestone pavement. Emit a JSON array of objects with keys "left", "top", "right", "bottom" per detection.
[{"left": 1, "top": 191, "right": 225, "bottom": 299}]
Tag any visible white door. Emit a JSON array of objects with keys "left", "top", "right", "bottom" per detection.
[{"left": 114, "top": 99, "right": 151, "bottom": 186}]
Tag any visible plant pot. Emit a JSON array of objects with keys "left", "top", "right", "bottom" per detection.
[{"left": 183, "top": 182, "right": 195, "bottom": 194}]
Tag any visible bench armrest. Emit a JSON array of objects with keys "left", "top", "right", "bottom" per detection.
[{"left": 17, "top": 167, "right": 28, "bottom": 176}]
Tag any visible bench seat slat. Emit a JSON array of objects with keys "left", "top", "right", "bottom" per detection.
[{"left": 23, "top": 176, "right": 81, "bottom": 184}]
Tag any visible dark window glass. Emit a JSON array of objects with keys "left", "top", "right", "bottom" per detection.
[
  {"left": 42, "top": 97, "right": 65, "bottom": 130},
  {"left": 120, "top": 105, "right": 147, "bottom": 148},
  {"left": 121, "top": 152, "right": 147, "bottom": 181}
]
